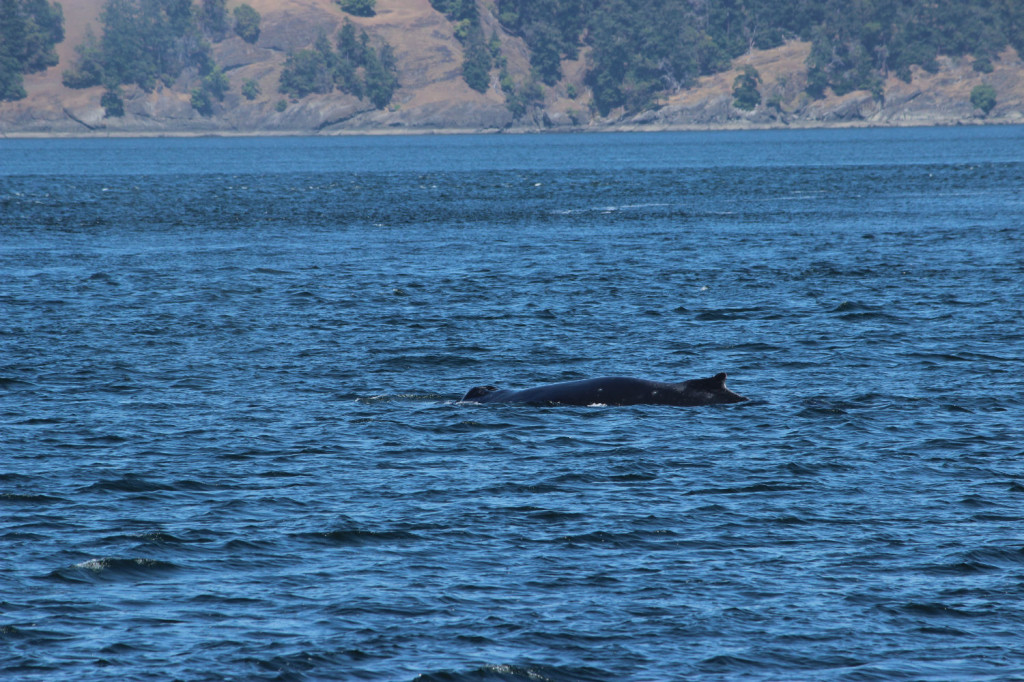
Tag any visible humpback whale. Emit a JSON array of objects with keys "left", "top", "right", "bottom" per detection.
[{"left": 462, "top": 373, "right": 747, "bottom": 407}]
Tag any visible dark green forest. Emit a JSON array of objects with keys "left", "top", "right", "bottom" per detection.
[
  {"left": 463, "top": 0, "right": 1024, "bottom": 115},
  {"left": 0, "top": 0, "right": 64, "bottom": 100},
  {"left": 278, "top": 19, "right": 399, "bottom": 109}
]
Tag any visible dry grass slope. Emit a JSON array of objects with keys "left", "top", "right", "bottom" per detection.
[{"left": 2, "top": 0, "right": 1022, "bottom": 134}]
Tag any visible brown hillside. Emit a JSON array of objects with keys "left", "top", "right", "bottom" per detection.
[
  {"left": 2, "top": 0, "right": 1023, "bottom": 134},
  {"left": 4, "top": 0, "right": 534, "bottom": 134}
]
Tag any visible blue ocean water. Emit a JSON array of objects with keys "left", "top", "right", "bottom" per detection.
[{"left": 2, "top": 127, "right": 1023, "bottom": 681}]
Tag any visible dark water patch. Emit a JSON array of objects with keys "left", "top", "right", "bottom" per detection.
[
  {"left": 257, "top": 469, "right": 308, "bottom": 478},
  {"left": 552, "top": 529, "right": 680, "bottom": 550},
  {"left": 481, "top": 482, "right": 566, "bottom": 495},
  {"left": 188, "top": 593, "right": 265, "bottom": 606},
  {"left": 83, "top": 432, "right": 130, "bottom": 443},
  {"left": 244, "top": 648, "right": 373, "bottom": 679},
  {"left": 916, "top": 625, "right": 972, "bottom": 636},
  {"left": 523, "top": 508, "right": 586, "bottom": 523},
  {"left": 607, "top": 470, "right": 658, "bottom": 482},
  {"left": 882, "top": 601, "right": 991, "bottom": 619},
  {"left": 306, "top": 527, "right": 423, "bottom": 546},
  {"left": 297, "top": 516, "right": 425, "bottom": 547},
  {"left": 692, "top": 306, "right": 768, "bottom": 321},
  {"left": 0, "top": 377, "right": 34, "bottom": 390},
  {"left": 783, "top": 460, "right": 854, "bottom": 476}
]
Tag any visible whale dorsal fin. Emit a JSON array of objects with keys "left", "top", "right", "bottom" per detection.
[
  {"left": 679, "top": 373, "right": 728, "bottom": 390},
  {"left": 463, "top": 385, "right": 498, "bottom": 401}
]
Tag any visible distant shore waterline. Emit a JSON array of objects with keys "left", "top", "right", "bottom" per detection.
[{"left": 2, "top": 118, "right": 1020, "bottom": 140}]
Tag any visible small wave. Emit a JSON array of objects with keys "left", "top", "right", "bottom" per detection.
[
  {"left": 300, "top": 522, "right": 422, "bottom": 546},
  {"left": 922, "top": 560, "right": 1001, "bottom": 575},
  {"left": 319, "top": 529, "right": 421, "bottom": 545},
  {"left": 697, "top": 654, "right": 768, "bottom": 674},
  {"left": 381, "top": 353, "right": 481, "bottom": 368},
  {"left": 693, "top": 307, "right": 765, "bottom": 321},
  {"left": 830, "top": 301, "right": 876, "bottom": 313},
  {"left": 553, "top": 528, "right": 679, "bottom": 550},
  {"left": 783, "top": 460, "right": 854, "bottom": 475},
  {"left": 444, "top": 420, "right": 519, "bottom": 433},
  {"left": 80, "top": 475, "right": 174, "bottom": 494},
  {"left": 0, "top": 624, "right": 70, "bottom": 644},
  {"left": 551, "top": 202, "right": 671, "bottom": 216},
  {"left": 1, "top": 492, "right": 67, "bottom": 505},
  {"left": 414, "top": 663, "right": 611, "bottom": 682},
  {"left": 244, "top": 649, "right": 371, "bottom": 677},
  {"left": 685, "top": 481, "right": 804, "bottom": 496},
  {"left": 930, "top": 546, "right": 1024, "bottom": 575},
  {"left": 829, "top": 300, "right": 904, "bottom": 322},
  {"left": 524, "top": 509, "right": 585, "bottom": 523},
  {"left": 132, "top": 531, "right": 188, "bottom": 546},
  {"left": 84, "top": 433, "right": 129, "bottom": 443},
  {"left": 85, "top": 271, "right": 118, "bottom": 285},
  {"left": 0, "top": 376, "right": 34, "bottom": 390},
  {"left": 481, "top": 482, "right": 565, "bottom": 495},
  {"left": 12, "top": 416, "right": 58, "bottom": 425},
  {"left": 886, "top": 601, "right": 986, "bottom": 618},
  {"left": 46, "top": 557, "right": 181, "bottom": 583},
  {"left": 356, "top": 392, "right": 451, "bottom": 403}
]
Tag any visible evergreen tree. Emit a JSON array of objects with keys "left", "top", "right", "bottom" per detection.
[
  {"left": 241, "top": 77, "right": 259, "bottom": 99},
  {"left": 337, "top": 0, "right": 375, "bottom": 17},
  {"left": 233, "top": 3, "right": 260, "bottom": 44},
  {"left": 732, "top": 64, "right": 761, "bottom": 109},
  {"left": 364, "top": 43, "right": 398, "bottom": 107},
  {"left": 62, "top": 26, "right": 103, "bottom": 88},
  {"left": 461, "top": 25, "right": 492, "bottom": 92},
  {"left": 100, "top": 84, "right": 124, "bottom": 115},
  {"left": 0, "top": 0, "right": 64, "bottom": 101},
  {"left": 970, "top": 83, "right": 996, "bottom": 114},
  {"left": 199, "top": 0, "right": 228, "bottom": 41}
]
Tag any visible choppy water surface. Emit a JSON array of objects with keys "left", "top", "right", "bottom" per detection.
[{"left": 2, "top": 127, "right": 1024, "bottom": 680}]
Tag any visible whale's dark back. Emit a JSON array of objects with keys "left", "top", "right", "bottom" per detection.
[{"left": 462, "top": 373, "right": 747, "bottom": 406}]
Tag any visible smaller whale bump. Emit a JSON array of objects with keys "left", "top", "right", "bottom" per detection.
[{"left": 461, "top": 373, "right": 747, "bottom": 407}]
